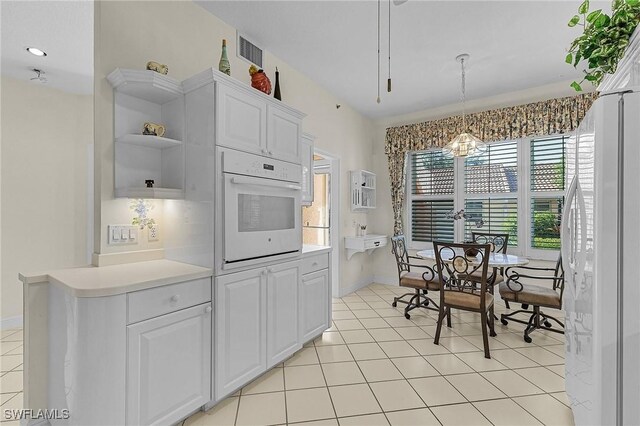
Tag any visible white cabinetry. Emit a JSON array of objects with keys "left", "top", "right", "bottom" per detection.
[
  {"left": 215, "top": 268, "right": 267, "bottom": 399},
  {"left": 350, "top": 170, "right": 376, "bottom": 211},
  {"left": 299, "top": 252, "right": 331, "bottom": 343},
  {"left": 344, "top": 234, "right": 389, "bottom": 260},
  {"left": 107, "top": 68, "right": 185, "bottom": 199},
  {"left": 267, "top": 105, "right": 302, "bottom": 164},
  {"left": 126, "top": 303, "right": 212, "bottom": 426},
  {"left": 266, "top": 262, "right": 301, "bottom": 367},
  {"left": 301, "top": 133, "right": 315, "bottom": 206},
  {"left": 216, "top": 82, "right": 267, "bottom": 154}
]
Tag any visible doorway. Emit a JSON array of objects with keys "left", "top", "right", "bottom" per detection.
[{"left": 302, "top": 150, "right": 340, "bottom": 297}]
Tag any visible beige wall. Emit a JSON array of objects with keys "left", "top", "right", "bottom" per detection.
[
  {"left": 95, "top": 1, "right": 376, "bottom": 292},
  {"left": 369, "top": 81, "right": 592, "bottom": 282},
  {"left": 1, "top": 77, "right": 92, "bottom": 322}
]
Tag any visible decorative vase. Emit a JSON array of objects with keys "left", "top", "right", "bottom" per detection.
[
  {"left": 274, "top": 67, "right": 282, "bottom": 101},
  {"left": 146, "top": 61, "right": 168, "bottom": 75},
  {"left": 218, "top": 39, "right": 231, "bottom": 76},
  {"left": 249, "top": 65, "right": 271, "bottom": 95}
]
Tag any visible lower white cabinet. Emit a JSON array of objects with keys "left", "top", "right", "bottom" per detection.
[
  {"left": 126, "top": 302, "right": 212, "bottom": 426},
  {"left": 300, "top": 269, "right": 330, "bottom": 342},
  {"left": 267, "top": 262, "right": 301, "bottom": 367},
  {"left": 215, "top": 268, "right": 267, "bottom": 399}
]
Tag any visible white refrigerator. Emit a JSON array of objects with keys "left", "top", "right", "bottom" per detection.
[{"left": 562, "top": 88, "right": 640, "bottom": 426}]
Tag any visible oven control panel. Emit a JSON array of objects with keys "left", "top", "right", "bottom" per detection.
[{"left": 222, "top": 148, "right": 302, "bottom": 183}]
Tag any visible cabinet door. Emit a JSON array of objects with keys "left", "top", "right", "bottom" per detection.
[
  {"left": 216, "top": 83, "right": 267, "bottom": 155},
  {"left": 127, "top": 303, "right": 211, "bottom": 426},
  {"left": 300, "top": 269, "right": 330, "bottom": 343},
  {"left": 267, "top": 105, "right": 301, "bottom": 164},
  {"left": 300, "top": 136, "right": 314, "bottom": 205},
  {"left": 266, "top": 262, "right": 301, "bottom": 367},
  {"left": 215, "top": 269, "right": 266, "bottom": 399}
]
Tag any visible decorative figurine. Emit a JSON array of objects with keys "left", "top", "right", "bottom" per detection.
[
  {"left": 274, "top": 67, "right": 282, "bottom": 100},
  {"left": 218, "top": 39, "right": 231, "bottom": 76},
  {"left": 146, "top": 61, "right": 168, "bottom": 75},
  {"left": 249, "top": 65, "right": 272, "bottom": 95},
  {"left": 142, "top": 122, "right": 166, "bottom": 137}
]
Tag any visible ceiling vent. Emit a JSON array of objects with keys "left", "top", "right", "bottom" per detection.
[{"left": 237, "top": 32, "right": 263, "bottom": 68}]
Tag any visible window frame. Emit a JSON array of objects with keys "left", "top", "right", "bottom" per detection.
[{"left": 406, "top": 135, "right": 565, "bottom": 261}]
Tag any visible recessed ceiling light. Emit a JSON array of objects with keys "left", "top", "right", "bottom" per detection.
[{"left": 26, "top": 47, "right": 47, "bottom": 57}]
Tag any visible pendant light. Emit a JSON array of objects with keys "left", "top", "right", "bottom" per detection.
[
  {"left": 376, "top": 0, "right": 381, "bottom": 104},
  {"left": 443, "top": 54, "right": 486, "bottom": 158},
  {"left": 387, "top": 0, "right": 392, "bottom": 93}
]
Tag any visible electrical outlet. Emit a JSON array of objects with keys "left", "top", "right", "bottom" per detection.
[
  {"left": 108, "top": 225, "right": 138, "bottom": 245},
  {"left": 148, "top": 224, "right": 159, "bottom": 242}
]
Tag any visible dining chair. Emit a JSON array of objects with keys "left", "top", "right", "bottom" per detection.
[
  {"left": 471, "top": 232, "right": 510, "bottom": 307},
  {"left": 433, "top": 241, "right": 495, "bottom": 358},
  {"left": 390, "top": 235, "right": 440, "bottom": 319},
  {"left": 499, "top": 255, "right": 565, "bottom": 343}
]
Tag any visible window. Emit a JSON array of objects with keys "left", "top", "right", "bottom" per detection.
[
  {"left": 463, "top": 141, "right": 519, "bottom": 245},
  {"left": 408, "top": 151, "right": 454, "bottom": 243},
  {"left": 530, "top": 136, "right": 567, "bottom": 251},
  {"left": 406, "top": 135, "right": 567, "bottom": 258}
]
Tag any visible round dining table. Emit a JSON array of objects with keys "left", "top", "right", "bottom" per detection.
[{"left": 415, "top": 249, "right": 530, "bottom": 269}]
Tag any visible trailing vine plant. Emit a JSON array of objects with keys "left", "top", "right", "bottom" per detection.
[{"left": 566, "top": 0, "right": 640, "bottom": 91}]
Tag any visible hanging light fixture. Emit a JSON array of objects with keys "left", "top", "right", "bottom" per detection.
[{"left": 443, "top": 54, "right": 486, "bottom": 158}]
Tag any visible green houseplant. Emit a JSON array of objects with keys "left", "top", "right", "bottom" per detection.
[{"left": 566, "top": 0, "right": 640, "bottom": 91}]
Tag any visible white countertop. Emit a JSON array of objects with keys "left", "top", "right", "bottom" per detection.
[
  {"left": 302, "top": 244, "right": 332, "bottom": 257},
  {"left": 19, "top": 259, "right": 213, "bottom": 298}
]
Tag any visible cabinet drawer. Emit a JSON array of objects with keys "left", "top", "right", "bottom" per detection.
[
  {"left": 301, "top": 253, "right": 329, "bottom": 275},
  {"left": 364, "top": 236, "right": 387, "bottom": 250},
  {"left": 127, "top": 278, "right": 212, "bottom": 324}
]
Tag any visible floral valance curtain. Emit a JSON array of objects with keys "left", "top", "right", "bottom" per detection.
[{"left": 384, "top": 92, "right": 598, "bottom": 235}]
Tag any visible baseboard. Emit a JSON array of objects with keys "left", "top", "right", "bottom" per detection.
[
  {"left": 1, "top": 315, "right": 23, "bottom": 330},
  {"left": 338, "top": 275, "right": 374, "bottom": 297},
  {"left": 372, "top": 275, "right": 398, "bottom": 286}
]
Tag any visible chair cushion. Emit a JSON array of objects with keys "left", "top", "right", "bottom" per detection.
[
  {"left": 499, "top": 282, "right": 561, "bottom": 308},
  {"left": 443, "top": 290, "right": 493, "bottom": 310},
  {"left": 400, "top": 271, "right": 441, "bottom": 291}
]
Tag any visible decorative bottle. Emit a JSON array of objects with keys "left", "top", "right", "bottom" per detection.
[
  {"left": 218, "top": 39, "right": 231, "bottom": 76},
  {"left": 274, "top": 67, "right": 282, "bottom": 101}
]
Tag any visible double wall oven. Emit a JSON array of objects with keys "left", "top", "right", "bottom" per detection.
[{"left": 221, "top": 148, "right": 302, "bottom": 269}]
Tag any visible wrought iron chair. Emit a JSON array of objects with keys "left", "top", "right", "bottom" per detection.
[
  {"left": 499, "top": 256, "right": 565, "bottom": 343},
  {"left": 433, "top": 241, "right": 495, "bottom": 359},
  {"left": 390, "top": 235, "right": 440, "bottom": 319},
  {"left": 471, "top": 232, "right": 510, "bottom": 308}
]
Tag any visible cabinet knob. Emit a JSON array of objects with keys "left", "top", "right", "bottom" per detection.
[
  {"left": 268, "top": 151, "right": 273, "bottom": 156},
  {"left": 205, "top": 305, "right": 212, "bottom": 313},
  {"left": 267, "top": 267, "right": 273, "bottom": 274},
  {"left": 261, "top": 269, "right": 268, "bottom": 276},
  {"left": 312, "top": 262, "right": 318, "bottom": 266},
  {"left": 170, "top": 295, "right": 180, "bottom": 303}
]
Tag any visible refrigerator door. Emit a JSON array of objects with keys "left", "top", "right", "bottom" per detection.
[
  {"left": 564, "top": 93, "right": 620, "bottom": 426},
  {"left": 621, "top": 91, "right": 640, "bottom": 426}
]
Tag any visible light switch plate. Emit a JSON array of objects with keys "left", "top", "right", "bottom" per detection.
[
  {"left": 108, "top": 225, "right": 139, "bottom": 245},
  {"left": 148, "top": 224, "right": 159, "bottom": 242}
]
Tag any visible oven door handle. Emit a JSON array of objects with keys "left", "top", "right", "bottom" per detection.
[{"left": 230, "top": 175, "right": 301, "bottom": 191}]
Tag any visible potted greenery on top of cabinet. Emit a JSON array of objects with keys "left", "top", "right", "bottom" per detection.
[{"left": 107, "top": 68, "right": 186, "bottom": 199}]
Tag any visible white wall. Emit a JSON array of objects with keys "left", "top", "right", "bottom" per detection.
[
  {"left": 94, "top": 1, "right": 376, "bottom": 293},
  {"left": 369, "top": 81, "right": 593, "bottom": 283},
  {"left": 1, "top": 77, "right": 92, "bottom": 324}
]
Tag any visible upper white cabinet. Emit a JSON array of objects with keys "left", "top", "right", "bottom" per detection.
[
  {"left": 183, "top": 68, "right": 305, "bottom": 165},
  {"left": 267, "top": 105, "right": 302, "bottom": 164},
  {"left": 301, "top": 133, "right": 315, "bottom": 206},
  {"left": 266, "top": 262, "right": 301, "bottom": 367},
  {"left": 216, "top": 82, "right": 267, "bottom": 154},
  {"left": 107, "top": 69, "right": 185, "bottom": 200},
  {"left": 350, "top": 170, "right": 376, "bottom": 211},
  {"left": 126, "top": 303, "right": 211, "bottom": 426},
  {"left": 215, "top": 268, "right": 267, "bottom": 399}
]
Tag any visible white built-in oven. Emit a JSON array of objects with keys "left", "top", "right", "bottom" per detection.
[{"left": 222, "top": 148, "right": 302, "bottom": 268}]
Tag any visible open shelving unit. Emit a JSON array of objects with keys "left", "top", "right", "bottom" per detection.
[
  {"left": 350, "top": 170, "right": 376, "bottom": 212},
  {"left": 107, "top": 68, "right": 185, "bottom": 200}
]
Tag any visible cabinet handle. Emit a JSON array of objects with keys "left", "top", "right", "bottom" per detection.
[
  {"left": 170, "top": 295, "right": 180, "bottom": 303},
  {"left": 312, "top": 262, "right": 318, "bottom": 266},
  {"left": 268, "top": 151, "right": 273, "bottom": 156},
  {"left": 204, "top": 305, "right": 212, "bottom": 314}
]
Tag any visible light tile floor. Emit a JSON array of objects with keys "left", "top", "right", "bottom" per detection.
[{"left": 0, "top": 283, "right": 573, "bottom": 426}]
